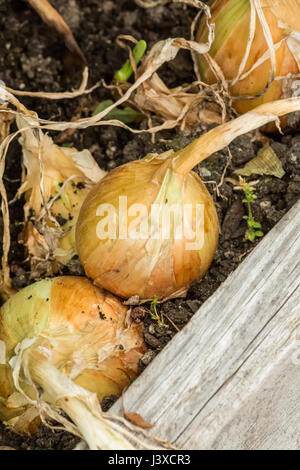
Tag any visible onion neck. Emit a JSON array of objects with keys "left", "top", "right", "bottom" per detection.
[
  {"left": 28, "top": 353, "right": 134, "bottom": 450},
  {"left": 172, "top": 97, "right": 300, "bottom": 175}
]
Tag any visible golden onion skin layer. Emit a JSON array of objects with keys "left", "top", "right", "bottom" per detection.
[
  {"left": 0, "top": 277, "right": 145, "bottom": 403},
  {"left": 76, "top": 154, "right": 219, "bottom": 300},
  {"left": 196, "top": 0, "right": 300, "bottom": 129}
]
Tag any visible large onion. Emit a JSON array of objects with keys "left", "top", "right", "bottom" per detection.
[
  {"left": 76, "top": 98, "right": 300, "bottom": 301},
  {"left": 0, "top": 276, "right": 145, "bottom": 448},
  {"left": 197, "top": 0, "right": 300, "bottom": 128},
  {"left": 76, "top": 151, "right": 219, "bottom": 300}
]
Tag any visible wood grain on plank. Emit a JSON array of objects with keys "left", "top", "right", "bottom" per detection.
[{"left": 111, "top": 199, "right": 300, "bottom": 450}]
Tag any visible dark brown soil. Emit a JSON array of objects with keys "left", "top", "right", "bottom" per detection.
[{"left": 0, "top": 0, "right": 299, "bottom": 450}]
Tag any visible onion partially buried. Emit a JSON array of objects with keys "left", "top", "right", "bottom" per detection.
[
  {"left": 76, "top": 151, "right": 219, "bottom": 300},
  {"left": 196, "top": 0, "right": 300, "bottom": 130},
  {"left": 0, "top": 276, "right": 145, "bottom": 448},
  {"left": 76, "top": 98, "right": 300, "bottom": 301}
]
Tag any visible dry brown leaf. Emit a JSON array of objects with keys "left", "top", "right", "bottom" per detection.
[
  {"left": 0, "top": 106, "right": 14, "bottom": 143},
  {"left": 130, "top": 2, "right": 230, "bottom": 131},
  {"left": 25, "top": 0, "right": 86, "bottom": 65},
  {"left": 198, "top": 106, "right": 223, "bottom": 125},
  {"left": 0, "top": 365, "right": 14, "bottom": 399},
  {"left": 0, "top": 401, "right": 25, "bottom": 422},
  {"left": 20, "top": 222, "right": 49, "bottom": 259},
  {"left": 15, "top": 113, "right": 106, "bottom": 279},
  {"left": 13, "top": 407, "right": 41, "bottom": 436},
  {"left": 123, "top": 410, "right": 154, "bottom": 429},
  {"left": 0, "top": 107, "right": 16, "bottom": 296},
  {"left": 234, "top": 143, "right": 285, "bottom": 178}
]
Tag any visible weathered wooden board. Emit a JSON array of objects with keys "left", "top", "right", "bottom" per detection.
[{"left": 111, "top": 199, "right": 300, "bottom": 450}]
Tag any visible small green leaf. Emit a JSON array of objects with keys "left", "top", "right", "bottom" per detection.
[
  {"left": 252, "top": 221, "right": 262, "bottom": 229},
  {"left": 93, "top": 100, "right": 141, "bottom": 124},
  {"left": 247, "top": 219, "right": 261, "bottom": 228},
  {"left": 107, "top": 106, "right": 141, "bottom": 124},
  {"left": 247, "top": 231, "right": 256, "bottom": 242},
  {"left": 114, "top": 40, "right": 147, "bottom": 82},
  {"left": 236, "top": 176, "right": 262, "bottom": 243},
  {"left": 92, "top": 99, "right": 114, "bottom": 116}
]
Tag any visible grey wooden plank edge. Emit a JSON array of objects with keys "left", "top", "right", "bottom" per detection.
[
  {"left": 178, "top": 287, "right": 300, "bottom": 449},
  {"left": 110, "top": 199, "right": 300, "bottom": 449}
]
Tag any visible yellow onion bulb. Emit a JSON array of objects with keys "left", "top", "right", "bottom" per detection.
[
  {"left": 197, "top": 0, "right": 300, "bottom": 128},
  {"left": 75, "top": 95, "right": 300, "bottom": 302},
  {"left": 0, "top": 276, "right": 145, "bottom": 443},
  {"left": 0, "top": 276, "right": 145, "bottom": 401},
  {"left": 76, "top": 151, "right": 219, "bottom": 300}
]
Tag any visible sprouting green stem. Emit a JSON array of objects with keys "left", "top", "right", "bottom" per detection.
[
  {"left": 247, "top": 200, "right": 253, "bottom": 220},
  {"left": 148, "top": 296, "right": 168, "bottom": 328},
  {"left": 114, "top": 40, "right": 147, "bottom": 82}
]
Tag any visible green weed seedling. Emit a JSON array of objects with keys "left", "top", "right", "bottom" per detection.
[
  {"left": 114, "top": 40, "right": 147, "bottom": 82},
  {"left": 235, "top": 177, "right": 264, "bottom": 242},
  {"left": 148, "top": 296, "right": 168, "bottom": 328}
]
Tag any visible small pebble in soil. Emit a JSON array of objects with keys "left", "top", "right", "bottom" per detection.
[
  {"left": 144, "top": 332, "right": 163, "bottom": 349},
  {"left": 186, "top": 299, "right": 201, "bottom": 313},
  {"left": 139, "top": 350, "right": 157, "bottom": 369}
]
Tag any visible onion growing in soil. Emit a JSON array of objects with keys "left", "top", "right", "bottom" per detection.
[
  {"left": 196, "top": 0, "right": 300, "bottom": 129},
  {"left": 76, "top": 97, "right": 300, "bottom": 301},
  {"left": 76, "top": 149, "right": 219, "bottom": 300},
  {"left": 16, "top": 114, "right": 106, "bottom": 276},
  {"left": 0, "top": 276, "right": 145, "bottom": 449}
]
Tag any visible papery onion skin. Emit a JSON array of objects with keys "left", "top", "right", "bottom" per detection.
[
  {"left": 17, "top": 115, "right": 106, "bottom": 271},
  {"left": 0, "top": 277, "right": 145, "bottom": 404},
  {"left": 196, "top": 0, "right": 300, "bottom": 129},
  {"left": 75, "top": 96, "right": 300, "bottom": 301},
  {"left": 76, "top": 153, "right": 219, "bottom": 300}
]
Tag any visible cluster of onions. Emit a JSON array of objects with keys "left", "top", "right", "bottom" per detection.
[
  {"left": 75, "top": 97, "right": 300, "bottom": 300},
  {"left": 0, "top": 276, "right": 145, "bottom": 449},
  {"left": 197, "top": 0, "right": 300, "bottom": 130},
  {"left": 2, "top": 97, "right": 300, "bottom": 450},
  {"left": 14, "top": 98, "right": 300, "bottom": 304},
  {"left": 16, "top": 114, "right": 106, "bottom": 275}
]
